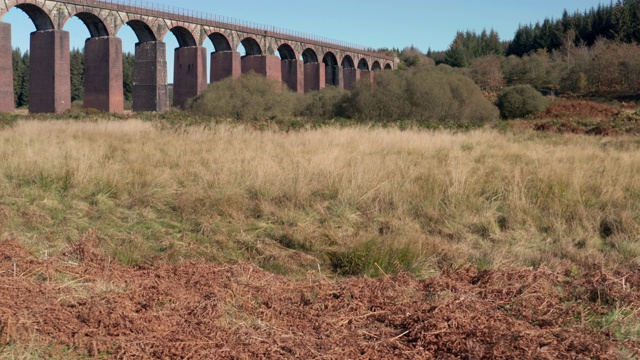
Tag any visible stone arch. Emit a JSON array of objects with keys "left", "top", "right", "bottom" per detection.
[
  {"left": 240, "top": 37, "right": 262, "bottom": 56},
  {"left": 342, "top": 55, "right": 355, "bottom": 69},
  {"left": 69, "top": 11, "right": 110, "bottom": 37},
  {"left": 6, "top": 3, "right": 54, "bottom": 31},
  {"left": 124, "top": 19, "right": 157, "bottom": 43},
  {"left": 277, "top": 43, "right": 296, "bottom": 60},
  {"left": 323, "top": 51, "right": 339, "bottom": 87},
  {"left": 372, "top": 61, "right": 382, "bottom": 71},
  {"left": 322, "top": 52, "right": 338, "bottom": 67},
  {"left": 384, "top": 63, "right": 392, "bottom": 70},
  {"left": 168, "top": 26, "right": 197, "bottom": 47},
  {"left": 358, "top": 58, "right": 370, "bottom": 71},
  {"left": 302, "top": 48, "right": 318, "bottom": 63},
  {"left": 208, "top": 32, "right": 232, "bottom": 52}
]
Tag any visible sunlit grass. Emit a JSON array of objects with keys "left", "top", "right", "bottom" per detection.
[{"left": 1, "top": 119, "right": 639, "bottom": 277}]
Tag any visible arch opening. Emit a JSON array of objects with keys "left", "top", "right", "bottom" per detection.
[
  {"left": 358, "top": 58, "right": 370, "bottom": 71},
  {"left": 341, "top": 55, "right": 355, "bottom": 69},
  {"left": 372, "top": 61, "right": 382, "bottom": 71},
  {"left": 277, "top": 43, "right": 296, "bottom": 61},
  {"left": 209, "top": 32, "right": 232, "bottom": 52},
  {"left": 14, "top": 4, "right": 54, "bottom": 31},
  {"left": 169, "top": 26, "right": 197, "bottom": 48},
  {"left": 74, "top": 12, "right": 109, "bottom": 37},
  {"left": 323, "top": 52, "right": 339, "bottom": 87},
  {"left": 240, "top": 37, "right": 262, "bottom": 57},
  {"left": 322, "top": 52, "right": 338, "bottom": 67},
  {"left": 302, "top": 48, "right": 318, "bottom": 64},
  {"left": 384, "top": 63, "right": 392, "bottom": 70},
  {"left": 125, "top": 20, "right": 156, "bottom": 43}
]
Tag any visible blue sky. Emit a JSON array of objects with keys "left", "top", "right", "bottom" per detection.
[{"left": 2, "top": 0, "right": 607, "bottom": 80}]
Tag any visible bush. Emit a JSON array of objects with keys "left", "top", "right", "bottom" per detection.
[
  {"left": 345, "top": 67, "right": 498, "bottom": 125},
  {"left": 188, "top": 73, "right": 297, "bottom": 121},
  {"left": 497, "top": 85, "right": 550, "bottom": 119},
  {"left": 295, "top": 87, "right": 349, "bottom": 119}
]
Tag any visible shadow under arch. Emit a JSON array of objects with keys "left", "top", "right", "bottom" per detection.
[
  {"left": 240, "top": 37, "right": 262, "bottom": 57},
  {"left": 209, "top": 32, "right": 232, "bottom": 52},
  {"left": 126, "top": 19, "right": 157, "bottom": 43},
  {"left": 169, "top": 26, "right": 197, "bottom": 48},
  {"left": 358, "top": 58, "right": 370, "bottom": 71},
  {"left": 12, "top": 3, "right": 54, "bottom": 31},
  {"left": 323, "top": 51, "right": 339, "bottom": 87}
]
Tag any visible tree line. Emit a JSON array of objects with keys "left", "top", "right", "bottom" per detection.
[
  {"left": 12, "top": 48, "right": 135, "bottom": 108},
  {"left": 508, "top": 0, "right": 640, "bottom": 56},
  {"left": 424, "top": 0, "right": 640, "bottom": 68}
]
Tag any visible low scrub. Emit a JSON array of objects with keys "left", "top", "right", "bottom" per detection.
[
  {"left": 188, "top": 72, "right": 297, "bottom": 121},
  {"left": 497, "top": 84, "right": 550, "bottom": 119},
  {"left": 346, "top": 68, "right": 499, "bottom": 125},
  {"left": 186, "top": 70, "right": 498, "bottom": 127}
]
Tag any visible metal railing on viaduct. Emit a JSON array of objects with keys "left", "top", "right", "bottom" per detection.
[{"left": 0, "top": 0, "right": 397, "bottom": 113}]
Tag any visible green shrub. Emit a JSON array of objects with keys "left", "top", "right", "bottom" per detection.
[
  {"left": 345, "top": 67, "right": 498, "bottom": 125},
  {"left": 188, "top": 73, "right": 297, "bottom": 121},
  {"left": 497, "top": 85, "right": 550, "bottom": 119},
  {"left": 294, "top": 86, "right": 349, "bottom": 119}
]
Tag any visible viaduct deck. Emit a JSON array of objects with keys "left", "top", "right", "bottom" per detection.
[{"left": 0, "top": 0, "right": 396, "bottom": 113}]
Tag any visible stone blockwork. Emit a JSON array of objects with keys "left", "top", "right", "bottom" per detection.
[
  {"left": 84, "top": 36, "right": 124, "bottom": 113},
  {"left": 211, "top": 51, "right": 241, "bottom": 83},
  {"left": 173, "top": 46, "right": 207, "bottom": 108},
  {"left": 0, "top": 0, "right": 395, "bottom": 113},
  {"left": 0, "top": 23, "right": 13, "bottom": 113},
  {"left": 325, "top": 66, "right": 343, "bottom": 89},
  {"left": 29, "top": 30, "right": 71, "bottom": 114},
  {"left": 133, "top": 41, "right": 169, "bottom": 113},
  {"left": 242, "top": 55, "right": 282, "bottom": 81},
  {"left": 304, "top": 63, "right": 325, "bottom": 92},
  {"left": 343, "top": 68, "right": 359, "bottom": 90},
  {"left": 281, "top": 60, "right": 304, "bottom": 93}
]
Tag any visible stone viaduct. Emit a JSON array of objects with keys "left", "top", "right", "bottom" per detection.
[{"left": 0, "top": 0, "right": 396, "bottom": 114}]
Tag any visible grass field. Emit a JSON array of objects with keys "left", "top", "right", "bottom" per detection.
[
  {"left": 1, "top": 118, "right": 639, "bottom": 358},
  {"left": 0, "top": 119, "right": 639, "bottom": 277}
]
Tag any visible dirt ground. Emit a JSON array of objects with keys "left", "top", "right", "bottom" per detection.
[{"left": 0, "top": 238, "right": 638, "bottom": 359}]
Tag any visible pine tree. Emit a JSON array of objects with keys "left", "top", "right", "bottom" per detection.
[
  {"left": 70, "top": 48, "right": 84, "bottom": 103},
  {"left": 18, "top": 51, "right": 29, "bottom": 107},
  {"left": 12, "top": 48, "right": 23, "bottom": 107},
  {"left": 123, "top": 52, "right": 135, "bottom": 102},
  {"left": 444, "top": 32, "right": 468, "bottom": 67}
]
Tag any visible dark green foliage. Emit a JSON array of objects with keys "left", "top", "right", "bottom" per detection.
[
  {"left": 70, "top": 48, "right": 84, "bottom": 102},
  {"left": 497, "top": 85, "right": 550, "bottom": 119},
  {"left": 345, "top": 68, "right": 498, "bottom": 125},
  {"left": 444, "top": 29, "right": 503, "bottom": 67},
  {"left": 507, "top": 0, "right": 640, "bottom": 56},
  {"left": 12, "top": 49, "right": 29, "bottom": 107},
  {"left": 188, "top": 72, "right": 297, "bottom": 121},
  {"left": 295, "top": 86, "right": 349, "bottom": 119},
  {"left": 123, "top": 52, "right": 135, "bottom": 103}
]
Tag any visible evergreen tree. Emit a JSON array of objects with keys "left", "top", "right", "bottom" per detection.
[
  {"left": 70, "top": 48, "right": 84, "bottom": 102},
  {"left": 444, "top": 32, "right": 468, "bottom": 67},
  {"left": 12, "top": 48, "right": 23, "bottom": 107},
  {"left": 507, "top": 1, "right": 640, "bottom": 55},
  {"left": 123, "top": 52, "right": 135, "bottom": 102},
  {"left": 444, "top": 29, "right": 503, "bottom": 67}
]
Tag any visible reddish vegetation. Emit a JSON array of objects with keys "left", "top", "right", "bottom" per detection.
[
  {"left": 1, "top": 239, "right": 638, "bottom": 359},
  {"left": 540, "top": 100, "right": 622, "bottom": 120},
  {"left": 533, "top": 120, "right": 586, "bottom": 134}
]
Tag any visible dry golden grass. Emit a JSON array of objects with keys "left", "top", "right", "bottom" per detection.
[{"left": 0, "top": 119, "right": 639, "bottom": 276}]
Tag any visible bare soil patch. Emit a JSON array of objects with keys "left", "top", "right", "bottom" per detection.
[{"left": 1, "top": 239, "right": 638, "bottom": 359}]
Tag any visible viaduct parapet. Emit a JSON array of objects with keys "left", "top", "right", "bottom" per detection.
[{"left": 0, "top": 0, "right": 396, "bottom": 113}]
